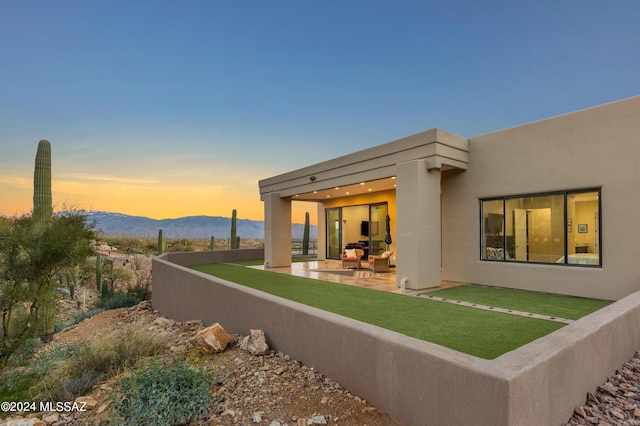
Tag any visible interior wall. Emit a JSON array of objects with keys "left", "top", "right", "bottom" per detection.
[
  {"left": 574, "top": 200, "right": 598, "bottom": 252},
  {"left": 528, "top": 208, "right": 553, "bottom": 263},
  {"left": 342, "top": 205, "right": 369, "bottom": 245}
]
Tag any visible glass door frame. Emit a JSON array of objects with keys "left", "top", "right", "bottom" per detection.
[{"left": 326, "top": 208, "right": 342, "bottom": 260}]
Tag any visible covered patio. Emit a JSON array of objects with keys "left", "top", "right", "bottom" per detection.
[{"left": 259, "top": 128, "right": 470, "bottom": 291}]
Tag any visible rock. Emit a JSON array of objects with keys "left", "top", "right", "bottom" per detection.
[
  {"left": 75, "top": 395, "right": 98, "bottom": 410},
  {"left": 611, "top": 407, "right": 625, "bottom": 420},
  {"left": 41, "top": 412, "right": 59, "bottom": 424},
  {"left": 252, "top": 411, "right": 264, "bottom": 422},
  {"left": 4, "top": 418, "right": 46, "bottom": 426},
  {"left": 191, "top": 323, "right": 232, "bottom": 353},
  {"left": 574, "top": 406, "right": 586, "bottom": 418},
  {"left": 152, "top": 317, "right": 175, "bottom": 328},
  {"left": 240, "top": 329, "right": 270, "bottom": 356},
  {"left": 171, "top": 344, "right": 187, "bottom": 353},
  {"left": 307, "top": 415, "right": 327, "bottom": 425}
]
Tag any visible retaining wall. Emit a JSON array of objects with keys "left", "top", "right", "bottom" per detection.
[{"left": 152, "top": 252, "right": 640, "bottom": 425}]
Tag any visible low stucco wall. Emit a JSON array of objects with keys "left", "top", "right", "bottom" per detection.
[
  {"left": 159, "top": 248, "right": 264, "bottom": 267},
  {"left": 152, "top": 254, "right": 640, "bottom": 426}
]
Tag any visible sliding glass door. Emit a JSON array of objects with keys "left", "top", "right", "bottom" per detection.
[
  {"left": 326, "top": 203, "right": 389, "bottom": 259},
  {"left": 369, "top": 203, "right": 388, "bottom": 256}
]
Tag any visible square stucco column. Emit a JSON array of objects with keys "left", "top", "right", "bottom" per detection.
[
  {"left": 396, "top": 160, "right": 441, "bottom": 290},
  {"left": 263, "top": 192, "right": 292, "bottom": 268},
  {"left": 316, "top": 203, "right": 327, "bottom": 260}
]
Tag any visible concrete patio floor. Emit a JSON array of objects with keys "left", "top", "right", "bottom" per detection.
[{"left": 249, "top": 259, "right": 408, "bottom": 293}]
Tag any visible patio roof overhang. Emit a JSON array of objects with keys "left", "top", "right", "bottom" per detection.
[{"left": 259, "top": 128, "right": 469, "bottom": 202}]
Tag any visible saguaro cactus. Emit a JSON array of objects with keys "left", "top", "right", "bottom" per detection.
[
  {"left": 210, "top": 236, "right": 215, "bottom": 251},
  {"left": 73, "top": 263, "right": 80, "bottom": 285},
  {"left": 96, "top": 253, "right": 102, "bottom": 291},
  {"left": 39, "top": 293, "right": 56, "bottom": 342},
  {"left": 230, "top": 209, "right": 238, "bottom": 249},
  {"left": 101, "top": 278, "right": 109, "bottom": 300},
  {"left": 157, "top": 229, "right": 165, "bottom": 255},
  {"left": 303, "top": 212, "right": 310, "bottom": 255},
  {"left": 33, "top": 140, "right": 54, "bottom": 340},
  {"left": 33, "top": 139, "right": 53, "bottom": 227}
]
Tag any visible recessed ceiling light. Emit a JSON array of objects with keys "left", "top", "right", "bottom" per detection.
[
  {"left": 368, "top": 188, "right": 372, "bottom": 192},
  {"left": 313, "top": 191, "right": 318, "bottom": 194},
  {"left": 360, "top": 182, "right": 365, "bottom": 185},
  {"left": 335, "top": 187, "right": 339, "bottom": 190},
  {"left": 326, "top": 195, "right": 330, "bottom": 198},
  {"left": 346, "top": 192, "right": 350, "bottom": 195},
  {"left": 391, "top": 176, "right": 396, "bottom": 180}
]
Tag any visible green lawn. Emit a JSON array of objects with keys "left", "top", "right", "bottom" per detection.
[
  {"left": 424, "top": 285, "right": 612, "bottom": 320},
  {"left": 225, "top": 257, "right": 316, "bottom": 266},
  {"left": 186, "top": 263, "right": 612, "bottom": 359}
]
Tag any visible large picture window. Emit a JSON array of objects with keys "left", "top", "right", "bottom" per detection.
[{"left": 481, "top": 189, "right": 601, "bottom": 266}]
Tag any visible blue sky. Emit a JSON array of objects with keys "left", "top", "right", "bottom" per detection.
[{"left": 1, "top": 1, "right": 638, "bottom": 221}]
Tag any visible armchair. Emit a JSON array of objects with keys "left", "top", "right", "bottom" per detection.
[
  {"left": 368, "top": 251, "right": 393, "bottom": 272},
  {"left": 340, "top": 248, "right": 364, "bottom": 269}
]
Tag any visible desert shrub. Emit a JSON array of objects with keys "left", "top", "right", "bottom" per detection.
[
  {"left": 73, "top": 308, "right": 104, "bottom": 325},
  {"left": 50, "top": 369, "right": 102, "bottom": 401},
  {"left": 5, "top": 337, "right": 42, "bottom": 367},
  {"left": 0, "top": 370, "right": 40, "bottom": 402},
  {"left": 108, "top": 362, "right": 213, "bottom": 426},
  {"left": 2, "top": 345, "right": 77, "bottom": 402},
  {"left": 127, "top": 284, "right": 151, "bottom": 301},
  {"left": 40, "top": 325, "right": 165, "bottom": 401},
  {"left": 54, "top": 319, "right": 70, "bottom": 333},
  {"left": 102, "top": 293, "right": 139, "bottom": 310}
]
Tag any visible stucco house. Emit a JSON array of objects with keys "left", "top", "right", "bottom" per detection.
[{"left": 259, "top": 95, "right": 640, "bottom": 301}]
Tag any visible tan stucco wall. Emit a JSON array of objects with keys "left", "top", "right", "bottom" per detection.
[
  {"left": 263, "top": 192, "right": 292, "bottom": 267},
  {"left": 442, "top": 95, "right": 640, "bottom": 300}
]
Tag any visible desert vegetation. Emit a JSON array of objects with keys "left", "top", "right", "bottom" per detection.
[
  {"left": 0, "top": 141, "right": 217, "bottom": 424},
  {"left": 0, "top": 140, "right": 330, "bottom": 424}
]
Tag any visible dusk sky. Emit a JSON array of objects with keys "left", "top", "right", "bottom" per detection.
[{"left": 1, "top": 1, "right": 638, "bottom": 224}]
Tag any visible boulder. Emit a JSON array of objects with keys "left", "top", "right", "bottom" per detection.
[
  {"left": 41, "top": 412, "right": 59, "bottom": 424},
  {"left": 152, "top": 317, "right": 175, "bottom": 329},
  {"left": 75, "top": 395, "right": 98, "bottom": 410},
  {"left": 191, "top": 323, "right": 232, "bottom": 353},
  {"left": 240, "top": 329, "right": 270, "bottom": 356}
]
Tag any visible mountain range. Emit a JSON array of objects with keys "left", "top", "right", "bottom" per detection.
[{"left": 85, "top": 211, "right": 317, "bottom": 240}]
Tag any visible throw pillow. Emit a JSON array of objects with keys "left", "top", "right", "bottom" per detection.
[{"left": 345, "top": 249, "right": 357, "bottom": 258}]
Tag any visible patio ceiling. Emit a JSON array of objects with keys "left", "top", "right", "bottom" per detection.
[{"left": 292, "top": 177, "right": 397, "bottom": 202}]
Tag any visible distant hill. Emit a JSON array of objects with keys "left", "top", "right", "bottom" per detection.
[{"left": 85, "top": 211, "right": 317, "bottom": 240}]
